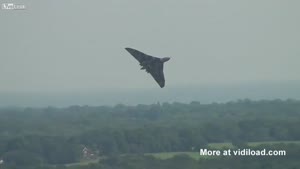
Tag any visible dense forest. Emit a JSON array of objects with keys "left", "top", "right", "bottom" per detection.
[{"left": 0, "top": 99, "right": 300, "bottom": 168}]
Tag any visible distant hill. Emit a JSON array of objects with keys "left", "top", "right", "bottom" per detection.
[{"left": 0, "top": 81, "right": 299, "bottom": 107}]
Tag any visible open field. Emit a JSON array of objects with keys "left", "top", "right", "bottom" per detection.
[
  {"left": 65, "top": 158, "right": 102, "bottom": 167},
  {"left": 145, "top": 151, "right": 201, "bottom": 160},
  {"left": 207, "top": 142, "right": 234, "bottom": 149},
  {"left": 208, "top": 140, "right": 300, "bottom": 149},
  {"left": 248, "top": 141, "right": 300, "bottom": 146}
]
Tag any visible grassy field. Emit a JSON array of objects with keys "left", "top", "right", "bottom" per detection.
[
  {"left": 207, "top": 142, "right": 234, "bottom": 149},
  {"left": 248, "top": 140, "right": 300, "bottom": 146},
  {"left": 145, "top": 152, "right": 201, "bottom": 160},
  {"left": 65, "top": 158, "right": 102, "bottom": 167}
]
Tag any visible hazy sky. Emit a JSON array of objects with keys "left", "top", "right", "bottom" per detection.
[{"left": 1, "top": 0, "right": 300, "bottom": 93}]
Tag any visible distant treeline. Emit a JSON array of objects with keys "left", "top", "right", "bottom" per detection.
[{"left": 0, "top": 99, "right": 300, "bottom": 167}]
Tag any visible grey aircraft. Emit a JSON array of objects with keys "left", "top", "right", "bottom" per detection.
[{"left": 125, "top": 48, "right": 170, "bottom": 88}]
